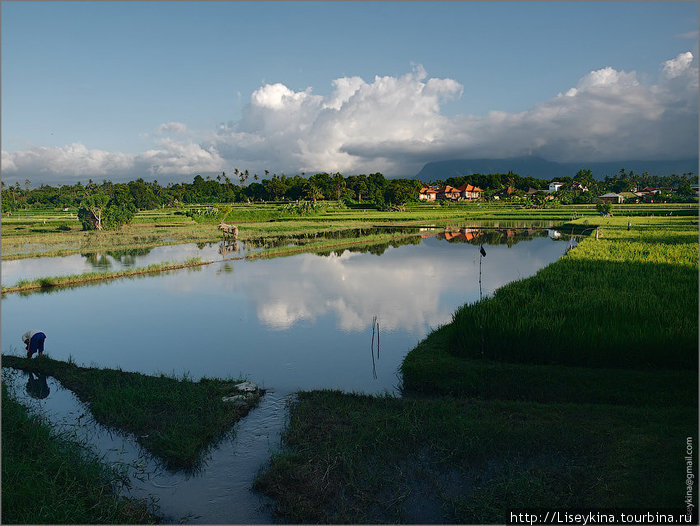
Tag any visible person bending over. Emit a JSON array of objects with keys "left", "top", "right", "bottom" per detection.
[{"left": 22, "top": 330, "right": 46, "bottom": 359}]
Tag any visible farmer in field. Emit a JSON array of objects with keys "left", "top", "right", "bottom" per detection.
[{"left": 22, "top": 330, "right": 46, "bottom": 359}]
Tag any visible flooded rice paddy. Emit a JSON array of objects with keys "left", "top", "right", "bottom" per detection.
[{"left": 1, "top": 226, "right": 573, "bottom": 523}]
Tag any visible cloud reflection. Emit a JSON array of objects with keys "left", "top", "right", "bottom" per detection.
[{"left": 232, "top": 236, "right": 567, "bottom": 334}]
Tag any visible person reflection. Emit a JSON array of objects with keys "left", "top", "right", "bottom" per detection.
[{"left": 26, "top": 372, "right": 50, "bottom": 399}]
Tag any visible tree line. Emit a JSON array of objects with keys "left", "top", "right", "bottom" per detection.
[{"left": 2, "top": 168, "right": 696, "bottom": 229}]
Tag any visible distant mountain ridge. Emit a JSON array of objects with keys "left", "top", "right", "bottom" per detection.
[{"left": 415, "top": 157, "right": 698, "bottom": 181}]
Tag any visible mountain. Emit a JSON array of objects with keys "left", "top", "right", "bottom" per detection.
[{"left": 415, "top": 157, "right": 698, "bottom": 181}]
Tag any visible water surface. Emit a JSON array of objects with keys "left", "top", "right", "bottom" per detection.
[{"left": 1, "top": 229, "right": 572, "bottom": 523}]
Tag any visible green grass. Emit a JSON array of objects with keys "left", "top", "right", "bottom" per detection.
[
  {"left": 401, "top": 327, "right": 696, "bottom": 404},
  {"left": 254, "top": 214, "right": 699, "bottom": 523},
  {"left": 1, "top": 383, "right": 158, "bottom": 524},
  {"left": 4, "top": 202, "right": 695, "bottom": 260},
  {"left": 2, "top": 355, "right": 262, "bottom": 471},
  {"left": 254, "top": 390, "right": 696, "bottom": 524},
  {"left": 439, "top": 216, "right": 698, "bottom": 370},
  {"left": 1, "top": 257, "right": 209, "bottom": 294}
]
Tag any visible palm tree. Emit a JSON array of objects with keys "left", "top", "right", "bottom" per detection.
[{"left": 304, "top": 183, "right": 323, "bottom": 203}]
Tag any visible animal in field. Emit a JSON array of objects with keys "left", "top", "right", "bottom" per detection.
[{"left": 218, "top": 220, "right": 238, "bottom": 239}]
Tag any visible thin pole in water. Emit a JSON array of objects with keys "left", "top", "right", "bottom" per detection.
[
  {"left": 370, "top": 315, "right": 378, "bottom": 380},
  {"left": 376, "top": 318, "right": 380, "bottom": 360},
  {"left": 479, "top": 244, "right": 486, "bottom": 301}
]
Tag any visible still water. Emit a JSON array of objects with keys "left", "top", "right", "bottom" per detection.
[
  {"left": 2, "top": 232, "right": 570, "bottom": 393},
  {"left": 2, "top": 229, "right": 572, "bottom": 523}
]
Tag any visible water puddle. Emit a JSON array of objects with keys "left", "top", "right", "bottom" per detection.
[{"left": 2, "top": 368, "right": 290, "bottom": 523}]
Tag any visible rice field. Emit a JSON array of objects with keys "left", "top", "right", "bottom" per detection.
[{"left": 255, "top": 213, "right": 699, "bottom": 523}]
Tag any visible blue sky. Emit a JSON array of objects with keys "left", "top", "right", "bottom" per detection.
[{"left": 2, "top": 1, "right": 698, "bottom": 184}]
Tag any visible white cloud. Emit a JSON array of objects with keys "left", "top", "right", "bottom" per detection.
[
  {"left": 1, "top": 143, "right": 133, "bottom": 177},
  {"left": 209, "top": 64, "right": 463, "bottom": 175},
  {"left": 2, "top": 52, "right": 697, "bottom": 183},
  {"left": 138, "top": 138, "right": 225, "bottom": 176},
  {"left": 208, "top": 53, "right": 697, "bottom": 174},
  {"left": 156, "top": 122, "right": 189, "bottom": 135}
]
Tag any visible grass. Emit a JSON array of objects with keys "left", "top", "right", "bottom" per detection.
[
  {"left": 2, "top": 203, "right": 698, "bottom": 522},
  {"left": 254, "top": 214, "right": 699, "bottom": 523},
  {"left": 400, "top": 325, "right": 697, "bottom": 405},
  {"left": 3, "top": 201, "right": 695, "bottom": 260},
  {"left": 1, "top": 257, "right": 209, "bottom": 294},
  {"left": 1, "top": 355, "right": 263, "bottom": 471},
  {"left": 440, "top": 216, "right": 698, "bottom": 370},
  {"left": 1, "top": 382, "right": 158, "bottom": 524},
  {"left": 254, "top": 391, "right": 696, "bottom": 524}
]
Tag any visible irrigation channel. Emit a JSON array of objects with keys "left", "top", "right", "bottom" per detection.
[{"left": 2, "top": 225, "right": 576, "bottom": 523}]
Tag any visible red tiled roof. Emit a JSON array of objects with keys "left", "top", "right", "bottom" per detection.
[
  {"left": 443, "top": 230, "right": 482, "bottom": 241},
  {"left": 456, "top": 184, "right": 483, "bottom": 193}
]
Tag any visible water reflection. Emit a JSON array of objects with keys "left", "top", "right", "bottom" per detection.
[
  {"left": 2, "top": 369, "right": 282, "bottom": 524},
  {"left": 25, "top": 372, "right": 50, "bottom": 399},
  {"left": 218, "top": 240, "right": 240, "bottom": 259},
  {"left": 1, "top": 227, "right": 575, "bottom": 524},
  {"left": 83, "top": 252, "right": 113, "bottom": 269},
  {"left": 2, "top": 232, "right": 571, "bottom": 395}
]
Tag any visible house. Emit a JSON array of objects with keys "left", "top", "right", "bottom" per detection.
[
  {"left": 547, "top": 182, "right": 564, "bottom": 193},
  {"left": 619, "top": 191, "right": 640, "bottom": 203},
  {"left": 420, "top": 183, "right": 482, "bottom": 201},
  {"left": 525, "top": 187, "right": 540, "bottom": 196},
  {"left": 456, "top": 183, "right": 483, "bottom": 200},
  {"left": 598, "top": 192, "right": 624, "bottom": 204},
  {"left": 437, "top": 185, "right": 461, "bottom": 200},
  {"left": 418, "top": 185, "right": 439, "bottom": 201},
  {"left": 571, "top": 182, "right": 589, "bottom": 192}
]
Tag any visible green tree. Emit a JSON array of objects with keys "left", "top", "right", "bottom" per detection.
[
  {"left": 332, "top": 172, "right": 346, "bottom": 201},
  {"left": 596, "top": 201, "right": 613, "bottom": 216},
  {"left": 78, "top": 188, "right": 136, "bottom": 231},
  {"left": 304, "top": 183, "right": 324, "bottom": 203},
  {"left": 128, "top": 179, "right": 159, "bottom": 210},
  {"left": 78, "top": 193, "right": 110, "bottom": 230}
]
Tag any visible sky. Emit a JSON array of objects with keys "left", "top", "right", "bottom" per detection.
[{"left": 2, "top": 1, "right": 698, "bottom": 185}]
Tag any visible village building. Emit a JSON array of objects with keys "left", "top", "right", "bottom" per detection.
[
  {"left": 597, "top": 192, "right": 625, "bottom": 204},
  {"left": 418, "top": 185, "right": 439, "bottom": 201},
  {"left": 420, "top": 183, "right": 483, "bottom": 201},
  {"left": 455, "top": 183, "right": 483, "bottom": 200},
  {"left": 546, "top": 182, "right": 564, "bottom": 193},
  {"left": 619, "top": 191, "right": 640, "bottom": 203},
  {"left": 438, "top": 185, "right": 462, "bottom": 200}
]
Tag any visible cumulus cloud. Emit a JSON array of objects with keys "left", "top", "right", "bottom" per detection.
[
  {"left": 1, "top": 135, "right": 226, "bottom": 181},
  {"left": 209, "top": 64, "right": 463, "bottom": 175},
  {"left": 209, "top": 52, "right": 698, "bottom": 174},
  {"left": 1, "top": 143, "right": 133, "bottom": 177},
  {"left": 139, "top": 138, "right": 225, "bottom": 176},
  {"left": 2, "top": 52, "right": 697, "bottom": 183}
]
